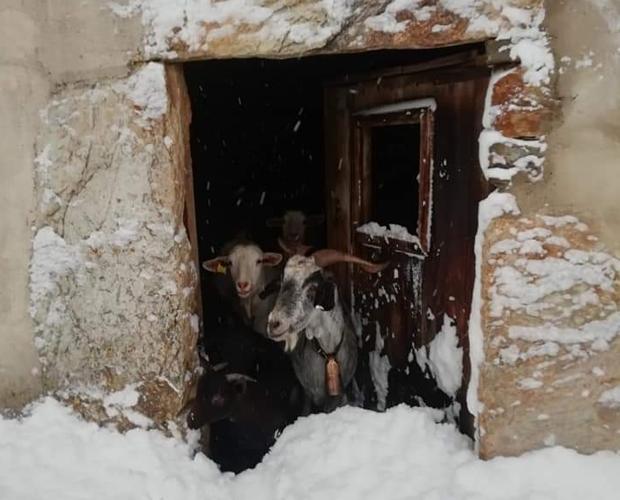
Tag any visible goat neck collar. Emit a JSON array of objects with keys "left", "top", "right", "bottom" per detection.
[{"left": 311, "top": 332, "right": 344, "bottom": 359}]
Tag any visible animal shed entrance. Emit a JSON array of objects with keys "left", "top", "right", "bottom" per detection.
[{"left": 182, "top": 44, "right": 489, "bottom": 470}]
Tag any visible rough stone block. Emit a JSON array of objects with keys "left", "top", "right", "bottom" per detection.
[
  {"left": 478, "top": 213, "right": 620, "bottom": 458},
  {"left": 30, "top": 63, "right": 199, "bottom": 426}
]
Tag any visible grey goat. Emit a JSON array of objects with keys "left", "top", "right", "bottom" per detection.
[{"left": 267, "top": 249, "right": 387, "bottom": 412}]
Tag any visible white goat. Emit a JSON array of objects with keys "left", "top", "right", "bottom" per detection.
[{"left": 203, "top": 243, "right": 283, "bottom": 336}]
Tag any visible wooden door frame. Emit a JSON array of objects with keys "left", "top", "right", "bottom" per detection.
[{"left": 351, "top": 103, "right": 435, "bottom": 254}]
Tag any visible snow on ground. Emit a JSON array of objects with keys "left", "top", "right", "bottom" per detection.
[{"left": 2, "top": 398, "right": 620, "bottom": 500}]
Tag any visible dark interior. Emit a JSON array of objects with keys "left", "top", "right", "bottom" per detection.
[
  {"left": 184, "top": 45, "right": 477, "bottom": 329},
  {"left": 371, "top": 124, "right": 421, "bottom": 234}
]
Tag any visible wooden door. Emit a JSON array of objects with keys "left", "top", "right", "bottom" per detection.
[{"left": 324, "top": 58, "right": 489, "bottom": 430}]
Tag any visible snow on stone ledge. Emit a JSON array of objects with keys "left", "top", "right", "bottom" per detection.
[
  {"left": 467, "top": 191, "right": 520, "bottom": 445},
  {"left": 110, "top": 0, "right": 355, "bottom": 58},
  {"left": 115, "top": 62, "right": 168, "bottom": 124},
  {"left": 364, "top": 1, "right": 553, "bottom": 87}
]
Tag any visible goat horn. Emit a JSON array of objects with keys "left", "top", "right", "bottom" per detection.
[{"left": 311, "top": 249, "right": 389, "bottom": 274}]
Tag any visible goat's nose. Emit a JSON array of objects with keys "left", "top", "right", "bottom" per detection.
[
  {"left": 268, "top": 319, "right": 281, "bottom": 332},
  {"left": 237, "top": 281, "right": 250, "bottom": 291}
]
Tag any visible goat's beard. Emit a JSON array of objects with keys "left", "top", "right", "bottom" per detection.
[{"left": 283, "top": 332, "right": 300, "bottom": 352}]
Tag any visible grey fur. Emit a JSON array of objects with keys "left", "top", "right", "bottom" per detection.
[{"left": 267, "top": 255, "right": 358, "bottom": 411}]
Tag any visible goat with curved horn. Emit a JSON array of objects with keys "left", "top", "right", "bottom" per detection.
[
  {"left": 311, "top": 248, "right": 389, "bottom": 274},
  {"left": 266, "top": 249, "right": 388, "bottom": 413}
]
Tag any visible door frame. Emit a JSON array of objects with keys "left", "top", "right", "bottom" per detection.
[{"left": 351, "top": 101, "right": 435, "bottom": 254}]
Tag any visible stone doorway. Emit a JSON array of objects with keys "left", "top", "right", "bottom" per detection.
[{"left": 181, "top": 43, "right": 489, "bottom": 469}]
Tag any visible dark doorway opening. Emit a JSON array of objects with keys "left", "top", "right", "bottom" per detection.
[{"left": 183, "top": 42, "right": 487, "bottom": 472}]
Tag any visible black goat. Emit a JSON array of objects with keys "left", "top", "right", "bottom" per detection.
[
  {"left": 187, "top": 368, "right": 301, "bottom": 473},
  {"left": 192, "top": 323, "right": 303, "bottom": 472}
]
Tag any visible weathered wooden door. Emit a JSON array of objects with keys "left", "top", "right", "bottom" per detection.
[{"left": 324, "top": 56, "right": 489, "bottom": 426}]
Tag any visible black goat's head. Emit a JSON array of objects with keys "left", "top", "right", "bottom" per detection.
[
  {"left": 266, "top": 210, "right": 324, "bottom": 246},
  {"left": 186, "top": 370, "right": 254, "bottom": 430}
]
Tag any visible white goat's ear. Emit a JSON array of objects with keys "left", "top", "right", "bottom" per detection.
[
  {"left": 202, "top": 257, "right": 231, "bottom": 274},
  {"left": 260, "top": 252, "right": 283, "bottom": 267},
  {"left": 266, "top": 217, "right": 284, "bottom": 228},
  {"left": 306, "top": 214, "right": 325, "bottom": 226}
]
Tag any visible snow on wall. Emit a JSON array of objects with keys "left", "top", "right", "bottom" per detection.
[
  {"left": 107, "top": 0, "right": 551, "bottom": 67},
  {"left": 487, "top": 215, "right": 620, "bottom": 363},
  {"left": 30, "top": 63, "right": 198, "bottom": 422},
  {"left": 476, "top": 209, "right": 620, "bottom": 457},
  {"left": 110, "top": 0, "right": 356, "bottom": 58},
  {"left": 467, "top": 191, "right": 520, "bottom": 446}
]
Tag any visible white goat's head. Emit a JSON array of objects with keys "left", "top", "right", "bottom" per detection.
[
  {"left": 266, "top": 210, "right": 324, "bottom": 247},
  {"left": 267, "top": 250, "right": 388, "bottom": 346},
  {"left": 203, "top": 243, "right": 282, "bottom": 299}
]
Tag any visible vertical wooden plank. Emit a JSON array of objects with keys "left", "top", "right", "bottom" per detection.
[
  {"left": 324, "top": 86, "right": 352, "bottom": 305},
  {"left": 166, "top": 64, "right": 203, "bottom": 329},
  {"left": 418, "top": 109, "right": 434, "bottom": 254},
  {"left": 361, "top": 126, "right": 372, "bottom": 223}
]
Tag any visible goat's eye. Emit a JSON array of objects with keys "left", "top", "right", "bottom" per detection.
[{"left": 307, "top": 283, "right": 318, "bottom": 298}]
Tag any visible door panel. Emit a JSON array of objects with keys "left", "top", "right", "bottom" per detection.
[{"left": 324, "top": 63, "right": 489, "bottom": 429}]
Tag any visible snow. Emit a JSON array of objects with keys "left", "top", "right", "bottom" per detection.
[
  {"left": 467, "top": 191, "right": 520, "bottom": 442},
  {"left": 481, "top": 68, "right": 513, "bottom": 129},
  {"left": 427, "top": 314, "right": 463, "bottom": 397},
  {"left": 29, "top": 227, "right": 83, "bottom": 317},
  {"left": 478, "top": 129, "right": 546, "bottom": 181},
  {"left": 517, "top": 377, "right": 543, "bottom": 390},
  {"left": 103, "top": 384, "right": 140, "bottom": 408},
  {"left": 117, "top": 62, "right": 168, "bottom": 124},
  {"left": 368, "top": 323, "right": 391, "bottom": 411},
  {"left": 4, "top": 397, "right": 620, "bottom": 500},
  {"left": 508, "top": 311, "right": 620, "bottom": 346},
  {"left": 598, "top": 386, "right": 620, "bottom": 409},
  {"left": 364, "top": 0, "right": 426, "bottom": 34},
  {"left": 356, "top": 222, "right": 421, "bottom": 245},
  {"left": 490, "top": 256, "right": 616, "bottom": 318},
  {"left": 354, "top": 97, "right": 437, "bottom": 115},
  {"left": 111, "top": 0, "right": 354, "bottom": 58}
]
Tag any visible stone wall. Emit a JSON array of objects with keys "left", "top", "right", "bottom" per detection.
[
  {"left": 112, "top": 0, "right": 545, "bottom": 61},
  {"left": 478, "top": 212, "right": 620, "bottom": 457},
  {"left": 30, "top": 63, "right": 199, "bottom": 424},
  {"left": 474, "top": 0, "right": 620, "bottom": 457},
  {"left": 3, "top": 0, "right": 619, "bottom": 457}
]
